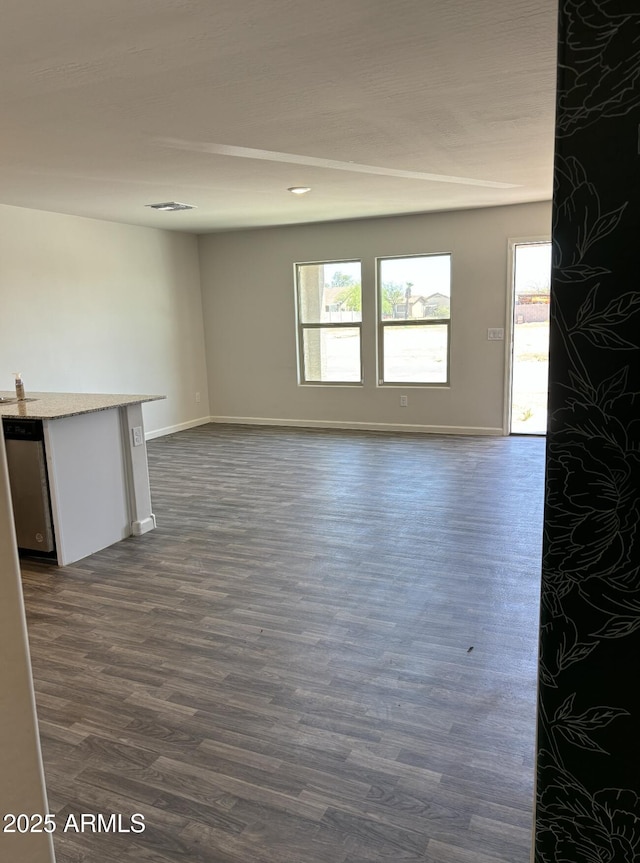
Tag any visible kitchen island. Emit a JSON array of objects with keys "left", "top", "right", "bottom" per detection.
[{"left": 0, "top": 391, "right": 165, "bottom": 565}]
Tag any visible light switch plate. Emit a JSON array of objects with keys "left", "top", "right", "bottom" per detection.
[{"left": 487, "top": 328, "right": 505, "bottom": 341}]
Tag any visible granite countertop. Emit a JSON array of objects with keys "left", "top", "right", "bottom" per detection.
[{"left": 0, "top": 391, "right": 165, "bottom": 420}]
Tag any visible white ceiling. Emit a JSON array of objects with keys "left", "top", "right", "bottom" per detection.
[{"left": 0, "top": 0, "right": 558, "bottom": 233}]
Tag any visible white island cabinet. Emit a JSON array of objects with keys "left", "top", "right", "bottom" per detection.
[{"left": 0, "top": 391, "right": 165, "bottom": 565}]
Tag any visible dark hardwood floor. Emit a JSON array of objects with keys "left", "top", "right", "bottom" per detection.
[{"left": 21, "top": 424, "right": 545, "bottom": 863}]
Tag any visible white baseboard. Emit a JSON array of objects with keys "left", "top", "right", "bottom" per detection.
[
  {"left": 145, "top": 416, "right": 212, "bottom": 440},
  {"left": 207, "top": 415, "right": 504, "bottom": 436}
]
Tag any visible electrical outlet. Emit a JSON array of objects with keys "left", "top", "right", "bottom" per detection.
[
  {"left": 132, "top": 426, "right": 144, "bottom": 447},
  {"left": 400, "top": 395, "right": 408, "bottom": 407},
  {"left": 195, "top": 392, "right": 201, "bottom": 403}
]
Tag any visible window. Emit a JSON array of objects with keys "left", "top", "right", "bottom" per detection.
[
  {"left": 378, "top": 253, "right": 451, "bottom": 385},
  {"left": 295, "top": 260, "right": 362, "bottom": 384}
]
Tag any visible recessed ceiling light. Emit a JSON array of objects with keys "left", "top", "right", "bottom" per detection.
[
  {"left": 146, "top": 201, "right": 197, "bottom": 211},
  {"left": 287, "top": 186, "right": 311, "bottom": 195}
]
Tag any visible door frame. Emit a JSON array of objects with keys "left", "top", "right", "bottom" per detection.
[{"left": 503, "top": 235, "right": 551, "bottom": 435}]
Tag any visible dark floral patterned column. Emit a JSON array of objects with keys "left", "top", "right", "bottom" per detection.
[{"left": 535, "top": 2, "right": 640, "bottom": 860}]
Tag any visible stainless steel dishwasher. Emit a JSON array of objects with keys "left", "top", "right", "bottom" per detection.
[{"left": 2, "top": 418, "right": 55, "bottom": 554}]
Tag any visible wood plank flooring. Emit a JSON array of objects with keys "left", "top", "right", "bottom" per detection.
[{"left": 20, "top": 425, "right": 545, "bottom": 863}]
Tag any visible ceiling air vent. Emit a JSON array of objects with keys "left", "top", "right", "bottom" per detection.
[{"left": 146, "top": 201, "right": 196, "bottom": 211}]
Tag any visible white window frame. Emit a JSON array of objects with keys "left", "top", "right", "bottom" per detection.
[
  {"left": 376, "top": 252, "right": 452, "bottom": 387},
  {"left": 294, "top": 259, "right": 364, "bottom": 386}
]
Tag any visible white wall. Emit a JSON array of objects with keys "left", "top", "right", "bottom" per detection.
[
  {"left": 0, "top": 437, "right": 55, "bottom": 863},
  {"left": 198, "top": 202, "right": 552, "bottom": 434},
  {"left": 0, "top": 204, "right": 210, "bottom": 437}
]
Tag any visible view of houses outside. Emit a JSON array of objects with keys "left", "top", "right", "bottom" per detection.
[
  {"left": 298, "top": 257, "right": 452, "bottom": 383},
  {"left": 511, "top": 242, "right": 551, "bottom": 435},
  {"left": 377, "top": 255, "right": 451, "bottom": 384},
  {"left": 322, "top": 257, "right": 451, "bottom": 322}
]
